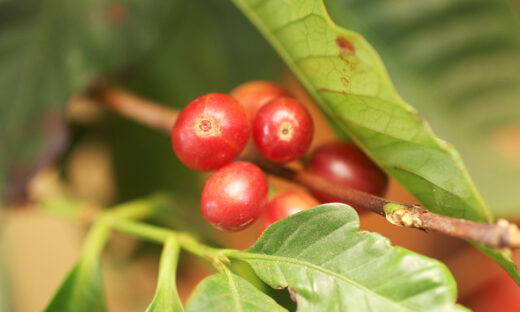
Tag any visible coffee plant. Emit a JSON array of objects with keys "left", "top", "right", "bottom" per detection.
[{"left": 1, "top": 0, "right": 520, "bottom": 311}]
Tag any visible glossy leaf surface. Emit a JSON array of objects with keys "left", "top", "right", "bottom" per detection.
[
  {"left": 234, "top": 204, "right": 467, "bottom": 312},
  {"left": 186, "top": 271, "right": 287, "bottom": 312}
]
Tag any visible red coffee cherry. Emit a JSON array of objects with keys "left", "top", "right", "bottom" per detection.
[
  {"left": 171, "top": 93, "right": 250, "bottom": 171},
  {"left": 201, "top": 161, "right": 268, "bottom": 231},
  {"left": 306, "top": 142, "right": 388, "bottom": 209},
  {"left": 261, "top": 190, "right": 319, "bottom": 232},
  {"left": 231, "top": 81, "right": 288, "bottom": 122},
  {"left": 253, "top": 97, "right": 313, "bottom": 163}
]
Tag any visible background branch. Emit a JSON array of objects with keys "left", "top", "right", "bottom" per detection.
[{"left": 85, "top": 84, "right": 520, "bottom": 249}]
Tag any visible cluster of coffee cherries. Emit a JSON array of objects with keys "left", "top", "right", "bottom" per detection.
[{"left": 171, "top": 81, "right": 388, "bottom": 232}]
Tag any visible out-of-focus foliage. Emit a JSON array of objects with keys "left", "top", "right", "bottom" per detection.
[
  {"left": 0, "top": 0, "right": 282, "bottom": 206},
  {"left": 326, "top": 0, "right": 520, "bottom": 218},
  {"left": 0, "top": 0, "right": 178, "bottom": 202}
]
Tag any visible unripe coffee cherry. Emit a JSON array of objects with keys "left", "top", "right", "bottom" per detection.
[
  {"left": 231, "top": 81, "right": 288, "bottom": 122},
  {"left": 306, "top": 142, "right": 388, "bottom": 208},
  {"left": 171, "top": 93, "right": 250, "bottom": 171},
  {"left": 253, "top": 97, "right": 313, "bottom": 163},
  {"left": 261, "top": 190, "right": 319, "bottom": 231},
  {"left": 201, "top": 161, "right": 268, "bottom": 231}
]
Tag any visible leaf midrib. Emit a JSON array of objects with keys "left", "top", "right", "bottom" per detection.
[
  {"left": 235, "top": 252, "right": 421, "bottom": 312},
  {"left": 224, "top": 270, "right": 244, "bottom": 312}
]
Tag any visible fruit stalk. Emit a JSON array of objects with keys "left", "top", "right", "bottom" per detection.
[{"left": 88, "top": 85, "right": 520, "bottom": 249}]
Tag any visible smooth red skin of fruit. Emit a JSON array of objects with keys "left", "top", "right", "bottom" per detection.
[
  {"left": 306, "top": 142, "right": 388, "bottom": 210},
  {"left": 201, "top": 161, "right": 268, "bottom": 231},
  {"left": 231, "top": 81, "right": 288, "bottom": 122},
  {"left": 253, "top": 97, "right": 313, "bottom": 163},
  {"left": 261, "top": 190, "right": 320, "bottom": 231},
  {"left": 171, "top": 93, "right": 250, "bottom": 171}
]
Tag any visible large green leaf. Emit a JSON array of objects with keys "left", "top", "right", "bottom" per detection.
[
  {"left": 186, "top": 271, "right": 287, "bottom": 312},
  {"left": 230, "top": 0, "right": 520, "bottom": 283},
  {"left": 231, "top": 0, "right": 490, "bottom": 222},
  {"left": 146, "top": 236, "right": 184, "bottom": 312},
  {"left": 0, "top": 0, "right": 177, "bottom": 202},
  {"left": 230, "top": 204, "right": 466, "bottom": 311},
  {"left": 45, "top": 221, "right": 111, "bottom": 312},
  {"left": 325, "top": 0, "right": 520, "bottom": 219}
]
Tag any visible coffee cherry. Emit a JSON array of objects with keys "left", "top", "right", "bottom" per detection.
[
  {"left": 305, "top": 142, "right": 388, "bottom": 208},
  {"left": 201, "top": 161, "right": 268, "bottom": 231},
  {"left": 171, "top": 93, "right": 250, "bottom": 171},
  {"left": 253, "top": 97, "right": 313, "bottom": 163},
  {"left": 231, "top": 81, "right": 288, "bottom": 122},
  {"left": 261, "top": 190, "right": 319, "bottom": 231}
]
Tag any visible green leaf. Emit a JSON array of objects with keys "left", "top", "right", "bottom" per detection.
[
  {"left": 231, "top": 204, "right": 466, "bottom": 312},
  {"left": 45, "top": 221, "right": 111, "bottom": 312},
  {"left": 186, "top": 270, "right": 287, "bottom": 312},
  {"left": 231, "top": 0, "right": 520, "bottom": 282},
  {"left": 325, "top": 0, "right": 520, "bottom": 219},
  {"left": 0, "top": 0, "right": 177, "bottom": 202},
  {"left": 146, "top": 236, "right": 184, "bottom": 312},
  {"left": 231, "top": 0, "right": 490, "bottom": 222}
]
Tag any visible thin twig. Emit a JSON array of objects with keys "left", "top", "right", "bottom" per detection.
[
  {"left": 86, "top": 80, "right": 178, "bottom": 132},
  {"left": 86, "top": 85, "right": 520, "bottom": 249}
]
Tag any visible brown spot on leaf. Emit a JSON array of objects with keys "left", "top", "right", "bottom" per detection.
[
  {"left": 336, "top": 36, "right": 355, "bottom": 55},
  {"left": 318, "top": 88, "right": 349, "bottom": 95},
  {"left": 340, "top": 77, "right": 349, "bottom": 87},
  {"left": 288, "top": 288, "right": 300, "bottom": 310}
]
